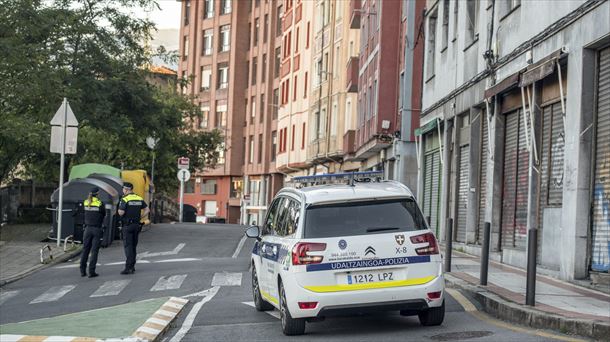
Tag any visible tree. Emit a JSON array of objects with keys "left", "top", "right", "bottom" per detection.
[{"left": 0, "top": 0, "right": 222, "bottom": 193}]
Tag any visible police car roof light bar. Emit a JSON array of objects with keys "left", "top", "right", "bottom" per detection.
[{"left": 290, "top": 171, "right": 384, "bottom": 188}]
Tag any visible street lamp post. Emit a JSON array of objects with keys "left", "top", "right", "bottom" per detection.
[{"left": 146, "top": 136, "right": 159, "bottom": 222}]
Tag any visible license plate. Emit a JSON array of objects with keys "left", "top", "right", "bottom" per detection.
[{"left": 347, "top": 271, "right": 395, "bottom": 284}]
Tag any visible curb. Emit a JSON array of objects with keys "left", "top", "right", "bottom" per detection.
[
  {"left": 0, "top": 335, "right": 146, "bottom": 342},
  {"left": 132, "top": 296, "right": 189, "bottom": 342},
  {"left": 0, "top": 247, "right": 83, "bottom": 287},
  {"left": 445, "top": 273, "right": 610, "bottom": 341}
]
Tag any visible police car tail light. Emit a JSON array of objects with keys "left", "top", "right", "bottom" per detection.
[
  {"left": 410, "top": 233, "right": 439, "bottom": 255},
  {"left": 298, "top": 302, "right": 318, "bottom": 309},
  {"left": 292, "top": 242, "right": 326, "bottom": 265}
]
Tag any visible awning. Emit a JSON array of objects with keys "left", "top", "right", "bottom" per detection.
[
  {"left": 484, "top": 72, "right": 520, "bottom": 99},
  {"left": 519, "top": 49, "right": 563, "bottom": 87},
  {"left": 414, "top": 119, "right": 438, "bottom": 137}
]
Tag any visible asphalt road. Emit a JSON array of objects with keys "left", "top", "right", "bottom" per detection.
[{"left": 1, "top": 223, "right": 577, "bottom": 341}]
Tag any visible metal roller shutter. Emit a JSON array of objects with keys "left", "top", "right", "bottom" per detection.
[
  {"left": 502, "top": 111, "right": 519, "bottom": 249},
  {"left": 591, "top": 46, "right": 610, "bottom": 272},
  {"left": 514, "top": 109, "right": 530, "bottom": 250},
  {"left": 456, "top": 145, "right": 469, "bottom": 242},
  {"left": 423, "top": 153, "right": 434, "bottom": 222},
  {"left": 478, "top": 116, "right": 489, "bottom": 243}
]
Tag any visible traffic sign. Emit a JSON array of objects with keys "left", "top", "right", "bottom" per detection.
[
  {"left": 178, "top": 157, "right": 190, "bottom": 170},
  {"left": 177, "top": 169, "right": 191, "bottom": 182}
]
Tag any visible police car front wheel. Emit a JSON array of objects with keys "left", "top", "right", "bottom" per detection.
[
  {"left": 279, "top": 280, "right": 306, "bottom": 336},
  {"left": 252, "top": 266, "right": 273, "bottom": 311}
]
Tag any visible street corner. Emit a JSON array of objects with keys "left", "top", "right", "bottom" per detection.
[
  {"left": 132, "top": 296, "right": 189, "bottom": 342},
  {"left": 0, "top": 297, "right": 186, "bottom": 342}
]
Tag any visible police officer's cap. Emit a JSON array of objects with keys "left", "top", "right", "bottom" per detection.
[
  {"left": 90, "top": 187, "right": 100, "bottom": 194},
  {"left": 123, "top": 182, "right": 134, "bottom": 190}
]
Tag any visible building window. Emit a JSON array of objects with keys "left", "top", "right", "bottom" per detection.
[
  {"left": 203, "top": 29, "right": 213, "bottom": 55},
  {"left": 426, "top": 9, "right": 437, "bottom": 79},
  {"left": 500, "top": 0, "right": 520, "bottom": 18},
  {"left": 230, "top": 177, "right": 242, "bottom": 198},
  {"left": 251, "top": 57, "right": 257, "bottom": 85},
  {"left": 262, "top": 53, "right": 267, "bottom": 80},
  {"left": 260, "top": 94, "right": 265, "bottom": 123},
  {"left": 181, "top": 71, "right": 187, "bottom": 94},
  {"left": 466, "top": 0, "right": 479, "bottom": 44},
  {"left": 217, "top": 142, "right": 225, "bottom": 164},
  {"left": 293, "top": 75, "right": 297, "bottom": 101},
  {"left": 215, "top": 101, "right": 227, "bottom": 128},
  {"left": 221, "top": 0, "right": 232, "bottom": 15},
  {"left": 264, "top": 14, "right": 269, "bottom": 43},
  {"left": 276, "top": 5, "right": 283, "bottom": 37},
  {"left": 200, "top": 179, "right": 217, "bottom": 195},
  {"left": 271, "top": 131, "right": 277, "bottom": 161},
  {"left": 274, "top": 47, "right": 281, "bottom": 77},
  {"left": 301, "top": 122, "right": 306, "bottom": 149},
  {"left": 249, "top": 135, "right": 254, "bottom": 163},
  {"left": 204, "top": 0, "right": 214, "bottom": 19},
  {"left": 303, "top": 72, "right": 308, "bottom": 98},
  {"left": 306, "top": 22, "right": 310, "bottom": 49},
  {"left": 201, "top": 65, "right": 212, "bottom": 90},
  {"left": 185, "top": 179, "right": 195, "bottom": 193},
  {"left": 217, "top": 63, "right": 229, "bottom": 89},
  {"left": 200, "top": 103, "right": 210, "bottom": 128},
  {"left": 254, "top": 18, "right": 260, "bottom": 46},
  {"left": 441, "top": 0, "right": 449, "bottom": 50},
  {"left": 272, "top": 88, "right": 279, "bottom": 119},
  {"left": 291, "top": 124, "right": 295, "bottom": 151},
  {"left": 295, "top": 27, "right": 300, "bottom": 53},
  {"left": 250, "top": 96, "right": 256, "bottom": 124},
  {"left": 258, "top": 134, "right": 263, "bottom": 163},
  {"left": 204, "top": 200, "right": 217, "bottom": 217},
  {"left": 184, "top": 1, "right": 190, "bottom": 26},
  {"left": 219, "top": 25, "right": 231, "bottom": 52},
  {"left": 182, "top": 36, "right": 188, "bottom": 60}
]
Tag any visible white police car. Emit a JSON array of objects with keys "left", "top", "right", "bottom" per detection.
[{"left": 245, "top": 173, "right": 444, "bottom": 335}]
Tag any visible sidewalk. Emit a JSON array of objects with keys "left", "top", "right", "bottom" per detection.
[
  {"left": 0, "top": 224, "right": 81, "bottom": 286},
  {"left": 447, "top": 250, "right": 610, "bottom": 340}
]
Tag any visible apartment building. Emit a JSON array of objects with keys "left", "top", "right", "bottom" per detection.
[
  {"left": 241, "top": 0, "right": 284, "bottom": 225},
  {"left": 419, "top": 0, "right": 609, "bottom": 282},
  {"left": 306, "top": 0, "right": 361, "bottom": 174},
  {"left": 177, "top": 0, "right": 248, "bottom": 223},
  {"left": 275, "top": 0, "right": 313, "bottom": 180}
]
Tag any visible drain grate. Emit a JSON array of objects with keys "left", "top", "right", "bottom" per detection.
[{"left": 429, "top": 331, "right": 494, "bottom": 341}]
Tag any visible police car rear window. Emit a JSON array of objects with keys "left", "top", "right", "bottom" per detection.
[{"left": 303, "top": 199, "right": 427, "bottom": 238}]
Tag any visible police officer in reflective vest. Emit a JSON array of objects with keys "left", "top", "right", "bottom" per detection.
[
  {"left": 118, "top": 182, "right": 149, "bottom": 275},
  {"left": 80, "top": 187, "right": 105, "bottom": 278}
]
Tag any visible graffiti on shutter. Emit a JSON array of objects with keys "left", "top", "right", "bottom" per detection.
[
  {"left": 591, "top": 46, "right": 610, "bottom": 272},
  {"left": 456, "top": 145, "right": 469, "bottom": 242},
  {"left": 502, "top": 112, "right": 519, "bottom": 249},
  {"left": 548, "top": 102, "right": 565, "bottom": 205},
  {"left": 478, "top": 116, "right": 489, "bottom": 243}
]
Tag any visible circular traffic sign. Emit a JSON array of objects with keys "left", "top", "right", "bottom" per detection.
[{"left": 177, "top": 169, "right": 191, "bottom": 182}]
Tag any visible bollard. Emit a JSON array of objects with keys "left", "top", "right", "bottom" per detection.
[
  {"left": 444, "top": 218, "right": 453, "bottom": 273},
  {"left": 526, "top": 229, "right": 538, "bottom": 306},
  {"left": 480, "top": 222, "right": 491, "bottom": 285}
]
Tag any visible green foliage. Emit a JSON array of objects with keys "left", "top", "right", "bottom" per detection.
[{"left": 0, "top": 0, "right": 222, "bottom": 193}]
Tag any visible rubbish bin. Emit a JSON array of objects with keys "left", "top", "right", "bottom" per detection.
[
  {"left": 183, "top": 204, "right": 197, "bottom": 223},
  {"left": 50, "top": 178, "right": 119, "bottom": 247}
]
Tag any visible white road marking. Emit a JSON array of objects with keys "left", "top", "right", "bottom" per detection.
[
  {"left": 105, "top": 260, "right": 151, "bottom": 266},
  {"left": 138, "top": 243, "right": 185, "bottom": 259},
  {"left": 91, "top": 280, "right": 131, "bottom": 297},
  {"left": 181, "top": 287, "right": 219, "bottom": 298},
  {"left": 42, "top": 336, "right": 74, "bottom": 341},
  {"left": 30, "top": 285, "right": 76, "bottom": 304},
  {"left": 151, "top": 274, "right": 188, "bottom": 291},
  {"left": 0, "top": 290, "right": 20, "bottom": 306},
  {"left": 154, "top": 258, "right": 201, "bottom": 263},
  {"left": 0, "top": 335, "right": 25, "bottom": 342},
  {"left": 242, "top": 301, "right": 280, "bottom": 319},
  {"left": 169, "top": 286, "right": 220, "bottom": 342},
  {"left": 232, "top": 235, "right": 248, "bottom": 258},
  {"left": 211, "top": 272, "right": 242, "bottom": 286}
]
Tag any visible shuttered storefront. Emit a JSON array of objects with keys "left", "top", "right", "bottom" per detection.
[
  {"left": 501, "top": 110, "right": 530, "bottom": 250},
  {"left": 478, "top": 115, "right": 489, "bottom": 243},
  {"left": 422, "top": 130, "right": 442, "bottom": 236},
  {"left": 591, "top": 46, "right": 610, "bottom": 272},
  {"left": 456, "top": 145, "right": 469, "bottom": 242}
]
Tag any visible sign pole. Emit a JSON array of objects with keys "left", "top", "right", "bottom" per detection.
[
  {"left": 56, "top": 98, "right": 68, "bottom": 247},
  {"left": 179, "top": 173, "right": 184, "bottom": 223}
]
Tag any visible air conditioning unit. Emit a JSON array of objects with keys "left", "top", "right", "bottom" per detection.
[{"left": 381, "top": 120, "right": 390, "bottom": 130}]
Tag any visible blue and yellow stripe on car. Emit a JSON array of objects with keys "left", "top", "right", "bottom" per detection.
[{"left": 303, "top": 275, "right": 437, "bottom": 293}]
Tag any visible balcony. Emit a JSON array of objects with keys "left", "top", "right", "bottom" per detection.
[
  {"left": 346, "top": 56, "right": 359, "bottom": 92},
  {"left": 350, "top": 0, "right": 361, "bottom": 29},
  {"left": 343, "top": 130, "right": 356, "bottom": 154}
]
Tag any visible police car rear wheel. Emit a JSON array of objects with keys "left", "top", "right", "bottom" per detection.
[
  {"left": 279, "top": 281, "right": 305, "bottom": 336},
  {"left": 418, "top": 300, "right": 445, "bottom": 326},
  {"left": 252, "top": 266, "right": 273, "bottom": 311}
]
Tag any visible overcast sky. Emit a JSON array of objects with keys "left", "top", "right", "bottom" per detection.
[{"left": 135, "top": 0, "right": 181, "bottom": 29}]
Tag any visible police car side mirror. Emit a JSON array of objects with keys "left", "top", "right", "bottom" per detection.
[{"left": 245, "top": 226, "right": 261, "bottom": 241}]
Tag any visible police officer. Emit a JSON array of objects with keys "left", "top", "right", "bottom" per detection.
[
  {"left": 118, "top": 182, "right": 149, "bottom": 275},
  {"left": 80, "top": 187, "right": 105, "bottom": 278}
]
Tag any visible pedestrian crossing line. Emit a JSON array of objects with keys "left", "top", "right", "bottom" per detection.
[
  {"left": 242, "top": 301, "right": 280, "bottom": 319},
  {"left": 133, "top": 296, "right": 189, "bottom": 342},
  {"left": 211, "top": 272, "right": 242, "bottom": 286},
  {"left": 30, "top": 285, "right": 76, "bottom": 304},
  {"left": 150, "top": 274, "right": 187, "bottom": 291},
  {"left": 0, "top": 290, "right": 20, "bottom": 306},
  {"left": 90, "top": 280, "right": 131, "bottom": 298}
]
